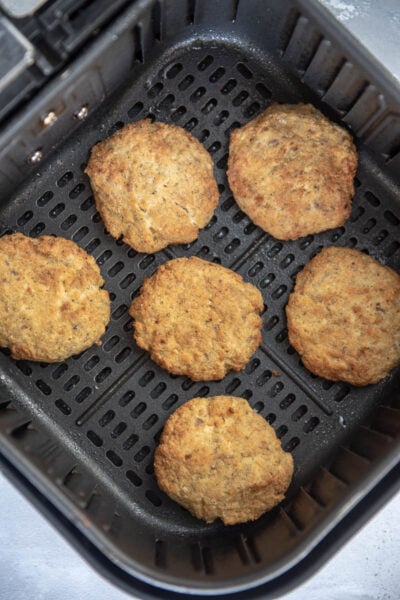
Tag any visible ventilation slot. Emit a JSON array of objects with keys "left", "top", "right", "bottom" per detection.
[{"left": 283, "top": 15, "right": 322, "bottom": 72}]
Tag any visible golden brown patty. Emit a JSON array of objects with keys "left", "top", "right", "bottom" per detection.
[
  {"left": 129, "top": 257, "right": 263, "bottom": 380},
  {"left": 286, "top": 246, "right": 400, "bottom": 386},
  {"left": 85, "top": 119, "right": 219, "bottom": 253},
  {"left": 227, "top": 103, "right": 358, "bottom": 240},
  {"left": 0, "top": 233, "right": 110, "bottom": 362},
  {"left": 154, "top": 395, "right": 294, "bottom": 525}
]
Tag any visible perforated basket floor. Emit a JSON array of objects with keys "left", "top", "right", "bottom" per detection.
[{"left": 0, "top": 1, "right": 399, "bottom": 597}]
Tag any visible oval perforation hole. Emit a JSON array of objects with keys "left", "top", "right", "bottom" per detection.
[
  {"left": 87, "top": 430, "right": 102, "bottom": 446},
  {"left": 96, "top": 367, "right": 112, "bottom": 384},
  {"left": 264, "top": 315, "right": 279, "bottom": 331},
  {"left": 123, "top": 434, "right": 139, "bottom": 450},
  {"left": 384, "top": 241, "right": 400, "bottom": 257},
  {"left": 303, "top": 416, "right": 320, "bottom": 433},
  {"left": 256, "top": 370, "right": 272, "bottom": 386},
  {"left": 171, "top": 106, "right": 187, "bottom": 121},
  {"left": 364, "top": 191, "right": 380, "bottom": 207},
  {"left": 190, "top": 87, "right": 206, "bottom": 102},
  {"left": 214, "top": 110, "right": 229, "bottom": 126},
  {"left": 57, "top": 171, "right": 73, "bottom": 187},
  {"left": 85, "top": 238, "right": 100, "bottom": 254},
  {"left": 269, "top": 381, "right": 284, "bottom": 397},
  {"left": 184, "top": 117, "right": 198, "bottom": 131},
  {"left": 373, "top": 230, "right": 388, "bottom": 246},
  {"left": 99, "top": 410, "right": 115, "bottom": 427},
  {"left": 245, "top": 358, "right": 260, "bottom": 374},
  {"left": 266, "top": 413, "right": 276, "bottom": 424},
  {"left": 236, "top": 63, "right": 253, "bottom": 79},
  {"left": 139, "top": 255, "right": 155, "bottom": 270},
  {"left": 248, "top": 261, "right": 263, "bottom": 277},
  {"left": 198, "top": 55, "right": 213, "bottom": 71},
  {"left": 334, "top": 385, "right": 351, "bottom": 402},
  {"left": 29, "top": 223, "right": 45, "bottom": 236},
  {"left": 275, "top": 328, "right": 287, "bottom": 343},
  {"left": 111, "top": 421, "right": 127, "bottom": 439},
  {"left": 106, "top": 450, "right": 123, "bottom": 467},
  {"left": 75, "top": 387, "right": 91, "bottom": 403},
  {"left": 256, "top": 82, "right": 272, "bottom": 99},
  {"left": 280, "top": 393, "right": 296, "bottom": 409},
  {"left": 233, "top": 90, "right": 249, "bottom": 106},
  {"left": 225, "top": 378, "right": 241, "bottom": 394},
  {"left": 182, "top": 378, "right": 195, "bottom": 391},
  {"left": 128, "top": 101, "right": 144, "bottom": 119},
  {"left": 55, "top": 399, "right": 71, "bottom": 415},
  {"left": 143, "top": 414, "right": 158, "bottom": 430},
  {"left": 350, "top": 206, "right": 365, "bottom": 222},
  {"left": 64, "top": 375, "right": 79, "bottom": 391},
  {"left": 84, "top": 355, "right": 99, "bottom": 371},
  {"left": 253, "top": 401, "right": 264, "bottom": 413},
  {"left": 146, "top": 490, "right": 162, "bottom": 506},
  {"left": 49, "top": 203, "right": 65, "bottom": 218},
  {"left": 17, "top": 211, "right": 33, "bottom": 226},
  {"left": 139, "top": 371, "right": 154, "bottom": 387},
  {"left": 52, "top": 364, "right": 68, "bottom": 380},
  {"left": 224, "top": 238, "right": 240, "bottom": 254},
  {"left": 115, "top": 347, "right": 131, "bottom": 363},
  {"left": 284, "top": 436, "right": 300, "bottom": 451},
  {"left": 151, "top": 382, "right": 166, "bottom": 399},
  {"left": 157, "top": 94, "right": 175, "bottom": 110},
  {"left": 178, "top": 75, "right": 194, "bottom": 91},
  {"left": 276, "top": 424, "right": 288, "bottom": 438},
  {"left": 148, "top": 82, "right": 163, "bottom": 98},
  {"left": 37, "top": 191, "right": 53, "bottom": 206},
  {"left": 217, "top": 153, "right": 229, "bottom": 169},
  {"left": 16, "top": 361, "right": 32, "bottom": 376},
  {"left": 244, "top": 102, "right": 260, "bottom": 118},
  {"left": 162, "top": 394, "right": 178, "bottom": 410},
  {"left": 60, "top": 214, "right": 77, "bottom": 230},
  {"left": 119, "top": 390, "right": 135, "bottom": 407},
  {"left": 134, "top": 445, "right": 150, "bottom": 462},
  {"left": 267, "top": 243, "right": 283, "bottom": 258},
  {"left": 209, "top": 67, "right": 225, "bottom": 82},
  {"left": 69, "top": 184, "right": 85, "bottom": 199},
  {"left": 221, "top": 78, "right": 237, "bottom": 94},
  {"left": 97, "top": 251, "right": 113, "bottom": 266},
  {"left": 126, "top": 470, "right": 142, "bottom": 486},
  {"left": 72, "top": 226, "right": 89, "bottom": 243},
  {"left": 384, "top": 210, "right": 399, "bottom": 226},
  {"left": 131, "top": 402, "right": 147, "bottom": 418},
  {"left": 272, "top": 284, "right": 288, "bottom": 300},
  {"left": 112, "top": 304, "right": 127, "bottom": 320},
  {"left": 103, "top": 336, "right": 119, "bottom": 352},
  {"left": 292, "top": 404, "right": 307, "bottom": 421},
  {"left": 108, "top": 261, "right": 124, "bottom": 277}
]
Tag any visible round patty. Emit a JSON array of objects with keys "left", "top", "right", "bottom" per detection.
[
  {"left": 227, "top": 103, "right": 358, "bottom": 240},
  {"left": 286, "top": 246, "right": 400, "bottom": 386},
  {"left": 85, "top": 119, "right": 219, "bottom": 253},
  {"left": 0, "top": 233, "right": 110, "bottom": 362},
  {"left": 129, "top": 257, "right": 263, "bottom": 381},
  {"left": 154, "top": 395, "right": 294, "bottom": 525}
]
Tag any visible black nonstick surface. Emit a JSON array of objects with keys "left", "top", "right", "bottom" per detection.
[{"left": 0, "top": 25, "right": 399, "bottom": 597}]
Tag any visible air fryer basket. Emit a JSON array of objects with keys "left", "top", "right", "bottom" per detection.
[{"left": 0, "top": 0, "right": 399, "bottom": 597}]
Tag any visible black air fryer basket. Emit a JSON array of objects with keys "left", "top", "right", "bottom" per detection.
[{"left": 0, "top": 0, "right": 399, "bottom": 597}]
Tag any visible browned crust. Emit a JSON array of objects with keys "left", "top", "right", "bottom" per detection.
[
  {"left": 286, "top": 246, "right": 400, "bottom": 386},
  {"left": 154, "top": 395, "right": 294, "bottom": 525},
  {"left": 129, "top": 257, "right": 264, "bottom": 381},
  {"left": 85, "top": 119, "right": 219, "bottom": 253},
  {"left": 227, "top": 103, "right": 358, "bottom": 240},
  {"left": 0, "top": 233, "right": 110, "bottom": 362}
]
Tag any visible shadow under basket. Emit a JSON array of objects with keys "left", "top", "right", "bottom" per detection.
[{"left": 0, "top": 0, "right": 399, "bottom": 598}]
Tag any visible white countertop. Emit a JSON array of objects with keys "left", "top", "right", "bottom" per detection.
[{"left": 0, "top": 473, "right": 399, "bottom": 599}]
